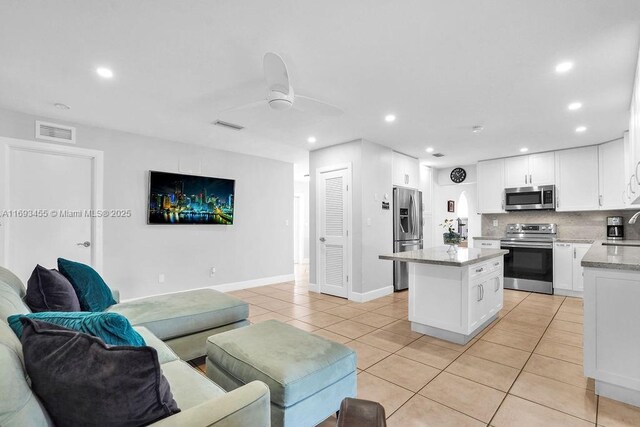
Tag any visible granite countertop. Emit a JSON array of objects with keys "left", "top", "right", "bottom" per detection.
[
  {"left": 582, "top": 240, "right": 640, "bottom": 271},
  {"left": 379, "top": 246, "right": 509, "bottom": 267},
  {"left": 555, "top": 238, "right": 595, "bottom": 244}
]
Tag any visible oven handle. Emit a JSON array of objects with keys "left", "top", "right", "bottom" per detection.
[{"left": 500, "top": 242, "right": 553, "bottom": 249}]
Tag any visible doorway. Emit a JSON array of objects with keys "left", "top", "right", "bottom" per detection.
[{"left": 0, "top": 137, "right": 104, "bottom": 282}]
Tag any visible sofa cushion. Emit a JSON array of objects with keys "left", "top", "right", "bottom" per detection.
[
  {"left": 57, "top": 258, "right": 116, "bottom": 312},
  {"left": 134, "top": 326, "right": 180, "bottom": 364},
  {"left": 8, "top": 312, "right": 146, "bottom": 347},
  {"left": 160, "top": 360, "right": 226, "bottom": 411},
  {"left": 21, "top": 318, "right": 180, "bottom": 427},
  {"left": 25, "top": 265, "right": 81, "bottom": 312},
  {"left": 108, "top": 289, "right": 248, "bottom": 340},
  {"left": 0, "top": 266, "right": 27, "bottom": 299},
  {"left": 0, "top": 282, "right": 31, "bottom": 322}
]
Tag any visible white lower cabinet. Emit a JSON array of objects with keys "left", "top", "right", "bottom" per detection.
[
  {"left": 468, "top": 261, "right": 503, "bottom": 331},
  {"left": 553, "top": 242, "right": 591, "bottom": 296}
]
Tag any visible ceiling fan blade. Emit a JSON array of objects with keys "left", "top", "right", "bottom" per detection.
[
  {"left": 295, "top": 94, "right": 344, "bottom": 117},
  {"left": 217, "top": 99, "right": 268, "bottom": 115},
  {"left": 263, "top": 52, "right": 290, "bottom": 94}
]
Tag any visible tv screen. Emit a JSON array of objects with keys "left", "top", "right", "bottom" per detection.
[{"left": 147, "top": 171, "right": 235, "bottom": 225}]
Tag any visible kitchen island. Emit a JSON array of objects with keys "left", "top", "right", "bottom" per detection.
[
  {"left": 380, "top": 246, "right": 508, "bottom": 344},
  {"left": 582, "top": 240, "right": 640, "bottom": 407}
]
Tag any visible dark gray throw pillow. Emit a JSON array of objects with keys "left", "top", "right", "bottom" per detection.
[
  {"left": 20, "top": 318, "right": 180, "bottom": 427},
  {"left": 26, "top": 264, "right": 81, "bottom": 312}
]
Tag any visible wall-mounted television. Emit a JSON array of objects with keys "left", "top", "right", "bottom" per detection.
[{"left": 147, "top": 171, "right": 235, "bottom": 225}]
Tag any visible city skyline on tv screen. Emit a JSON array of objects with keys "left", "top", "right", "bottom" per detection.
[{"left": 148, "top": 171, "right": 235, "bottom": 225}]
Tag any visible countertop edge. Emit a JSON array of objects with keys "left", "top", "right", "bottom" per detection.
[
  {"left": 379, "top": 249, "right": 508, "bottom": 267},
  {"left": 582, "top": 240, "right": 640, "bottom": 271}
]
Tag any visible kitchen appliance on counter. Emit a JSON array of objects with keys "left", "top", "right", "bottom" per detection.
[
  {"left": 393, "top": 187, "right": 423, "bottom": 291},
  {"left": 607, "top": 216, "right": 624, "bottom": 240},
  {"left": 500, "top": 223, "right": 557, "bottom": 294},
  {"left": 457, "top": 217, "right": 468, "bottom": 240},
  {"left": 504, "top": 185, "right": 556, "bottom": 211}
]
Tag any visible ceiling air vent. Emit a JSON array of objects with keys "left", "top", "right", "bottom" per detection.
[
  {"left": 212, "top": 120, "right": 244, "bottom": 131},
  {"left": 35, "top": 121, "right": 76, "bottom": 144},
  {"left": 432, "top": 153, "right": 445, "bottom": 157}
]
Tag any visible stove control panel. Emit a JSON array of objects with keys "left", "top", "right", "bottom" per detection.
[{"left": 506, "top": 223, "right": 557, "bottom": 235}]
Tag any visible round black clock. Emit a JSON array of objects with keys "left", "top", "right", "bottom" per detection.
[{"left": 450, "top": 167, "right": 466, "bottom": 183}]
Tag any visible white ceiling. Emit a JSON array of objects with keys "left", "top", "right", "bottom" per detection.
[{"left": 1, "top": 1, "right": 639, "bottom": 177}]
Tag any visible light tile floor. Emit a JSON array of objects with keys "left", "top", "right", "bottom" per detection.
[{"left": 195, "top": 265, "right": 640, "bottom": 426}]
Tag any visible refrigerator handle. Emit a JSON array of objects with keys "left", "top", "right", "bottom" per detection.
[{"left": 409, "top": 194, "right": 416, "bottom": 236}]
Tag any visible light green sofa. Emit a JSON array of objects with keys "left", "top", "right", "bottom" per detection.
[{"left": 0, "top": 267, "right": 271, "bottom": 426}]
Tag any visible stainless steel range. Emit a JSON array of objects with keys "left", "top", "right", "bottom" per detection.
[{"left": 500, "top": 223, "right": 557, "bottom": 294}]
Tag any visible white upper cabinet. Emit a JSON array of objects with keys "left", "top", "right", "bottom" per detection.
[
  {"left": 477, "top": 158, "right": 505, "bottom": 214},
  {"left": 556, "top": 146, "right": 599, "bottom": 211},
  {"left": 392, "top": 152, "right": 419, "bottom": 189},
  {"left": 419, "top": 165, "right": 433, "bottom": 214},
  {"left": 504, "top": 153, "right": 555, "bottom": 187},
  {"left": 599, "top": 139, "right": 626, "bottom": 210}
]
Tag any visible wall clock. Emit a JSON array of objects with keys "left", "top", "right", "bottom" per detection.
[{"left": 450, "top": 167, "right": 466, "bottom": 183}]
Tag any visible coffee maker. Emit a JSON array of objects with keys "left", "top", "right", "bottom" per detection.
[{"left": 607, "top": 216, "right": 624, "bottom": 240}]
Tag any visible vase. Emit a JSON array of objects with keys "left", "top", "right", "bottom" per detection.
[{"left": 443, "top": 232, "right": 462, "bottom": 253}]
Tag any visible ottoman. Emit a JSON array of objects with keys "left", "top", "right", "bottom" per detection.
[{"left": 206, "top": 320, "right": 357, "bottom": 427}]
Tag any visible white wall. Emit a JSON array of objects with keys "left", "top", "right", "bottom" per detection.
[
  {"left": 0, "top": 108, "right": 293, "bottom": 299},
  {"left": 294, "top": 179, "right": 310, "bottom": 263}
]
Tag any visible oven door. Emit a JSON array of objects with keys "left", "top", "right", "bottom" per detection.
[{"left": 500, "top": 241, "right": 553, "bottom": 294}]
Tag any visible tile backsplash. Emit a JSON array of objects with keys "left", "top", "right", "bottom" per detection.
[{"left": 480, "top": 210, "right": 640, "bottom": 240}]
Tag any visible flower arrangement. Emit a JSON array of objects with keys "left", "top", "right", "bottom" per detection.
[{"left": 440, "top": 218, "right": 462, "bottom": 246}]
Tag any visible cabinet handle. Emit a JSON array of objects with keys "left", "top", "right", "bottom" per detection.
[
  {"left": 525, "top": 174, "right": 528, "bottom": 184},
  {"left": 599, "top": 195, "right": 603, "bottom": 207},
  {"left": 493, "top": 262, "right": 500, "bottom": 266},
  {"left": 476, "top": 267, "right": 484, "bottom": 273},
  {"left": 481, "top": 284, "right": 484, "bottom": 300},
  {"left": 477, "top": 285, "right": 482, "bottom": 301},
  {"left": 495, "top": 277, "right": 500, "bottom": 292},
  {"left": 529, "top": 174, "right": 532, "bottom": 184},
  {"left": 574, "top": 247, "right": 576, "bottom": 258}
]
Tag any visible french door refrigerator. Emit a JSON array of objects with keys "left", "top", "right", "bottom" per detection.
[{"left": 393, "top": 187, "right": 423, "bottom": 291}]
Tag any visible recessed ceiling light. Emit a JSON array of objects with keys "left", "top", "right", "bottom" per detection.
[
  {"left": 307, "top": 136, "right": 317, "bottom": 143},
  {"left": 54, "top": 103, "right": 70, "bottom": 110},
  {"left": 555, "top": 61, "right": 574, "bottom": 73},
  {"left": 568, "top": 102, "right": 582, "bottom": 111},
  {"left": 96, "top": 67, "right": 114, "bottom": 79},
  {"left": 472, "top": 125, "right": 484, "bottom": 133},
  {"left": 384, "top": 114, "right": 396, "bottom": 123},
  {"left": 425, "top": 147, "right": 434, "bottom": 153},
  {"left": 520, "top": 147, "right": 529, "bottom": 153},
  {"left": 575, "top": 126, "right": 587, "bottom": 133}
]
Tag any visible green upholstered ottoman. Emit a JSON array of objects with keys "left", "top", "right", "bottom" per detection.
[{"left": 206, "top": 320, "right": 357, "bottom": 427}]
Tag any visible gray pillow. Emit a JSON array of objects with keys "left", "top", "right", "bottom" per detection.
[
  {"left": 26, "top": 264, "right": 81, "bottom": 312},
  {"left": 20, "top": 318, "right": 180, "bottom": 426}
]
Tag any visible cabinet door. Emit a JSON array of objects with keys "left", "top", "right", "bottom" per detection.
[
  {"left": 468, "top": 280, "right": 483, "bottom": 330},
  {"left": 477, "top": 159, "right": 505, "bottom": 213},
  {"left": 599, "top": 139, "right": 626, "bottom": 210},
  {"left": 553, "top": 243, "right": 573, "bottom": 290},
  {"left": 504, "top": 156, "right": 529, "bottom": 187},
  {"left": 529, "top": 152, "right": 555, "bottom": 185},
  {"left": 420, "top": 165, "right": 433, "bottom": 214},
  {"left": 405, "top": 157, "right": 419, "bottom": 189},
  {"left": 392, "top": 152, "right": 406, "bottom": 187},
  {"left": 486, "top": 274, "right": 503, "bottom": 317},
  {"left": 556, "top": 146, "right": 599, "bottom": 211},
  {"left": 572, "top": 244, "right": 591, "bottom": 291}
]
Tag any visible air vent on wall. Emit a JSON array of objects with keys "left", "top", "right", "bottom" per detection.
[
  {"left": 432, "top": 153, "right": 445, "bottom": 157},
  {"left": 35, "top": 121, "right": 76, "bottom": 144},
  {"left": 212, "top": 120, "right": 244, "bottom": 131}
]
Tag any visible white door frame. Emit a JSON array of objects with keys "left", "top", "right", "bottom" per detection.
[
  {"left": 315, "top": 163, "right": 352, "bottom": 298},
  {"left": 0, "top": 136, "right": 104, "bottom": 273}
]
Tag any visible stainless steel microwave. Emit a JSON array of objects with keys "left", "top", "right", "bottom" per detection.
[{"left": 504, "top": 185, "right": 556, "bottom": 211}]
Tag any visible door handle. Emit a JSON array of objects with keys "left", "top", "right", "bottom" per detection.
[
  {"left": 76, "top": 241, "right": 91, "bottom": 248},
  {"left": 319, "top": 237, "right": 326, "bottom": 242}
]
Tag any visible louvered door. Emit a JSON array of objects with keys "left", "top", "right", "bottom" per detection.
[{"left": 317, "top": 167, "right": 350, "bottom": 298}]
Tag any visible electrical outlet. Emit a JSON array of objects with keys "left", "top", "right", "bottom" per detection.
[
  {"left": 210, "top": 267, "right": 216, "bottom": 277},
  {"left": 493, "top": 220, "right": 499, "bottom": 227},
  {"left": 285, "top": 219, "right": 289, "bottom": 226},
  {"left": 158, "top": 273, "right": 165, "bottom": 283}
]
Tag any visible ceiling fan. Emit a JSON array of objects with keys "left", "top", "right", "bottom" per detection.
[{"left": 219, "top": 52, "right": 344, "bottom": 117}]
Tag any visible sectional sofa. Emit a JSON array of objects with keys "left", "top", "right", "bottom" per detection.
[{"left": 0, "top": 266, "right": 271, "bottom": 426}]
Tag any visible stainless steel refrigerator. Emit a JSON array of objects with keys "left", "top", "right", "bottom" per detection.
[{"left": 393, "top": 187, "right": 423, "bottom": 291}]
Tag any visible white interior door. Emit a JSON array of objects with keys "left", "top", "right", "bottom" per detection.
[
  {"left": 317, "top": 165, "right": 350, "bottom": 298},
  {"left": 0, "top": 138, "right": 103, "bottom": 283}
]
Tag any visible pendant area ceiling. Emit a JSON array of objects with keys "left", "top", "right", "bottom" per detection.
[{"left": 0, "top": 0, "right": 639, "bottom": 170}]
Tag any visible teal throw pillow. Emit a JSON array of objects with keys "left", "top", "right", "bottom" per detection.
[
  {"left": 8, "top": 312, "right": 146, "bottom": 347},
  {"left": 57, "top": 258, "right": 116, "bottom": 312}
]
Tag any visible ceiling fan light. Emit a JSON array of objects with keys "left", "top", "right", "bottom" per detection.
[{"left": 268, "top": 98, "right": 293, "bottom": 110}]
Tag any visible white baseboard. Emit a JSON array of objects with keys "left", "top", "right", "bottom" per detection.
[
  {"left": 349, "top": 286, "right": 394, "bottom": 303},
  {"left": 213, "top": 274, "right": 295, "bottom": 293},
  {"left": 308, "top": 282, "right": 320, "bottom": 293},
  {"left": 553, "top": 288, "right": 583, "bottom": 298}
]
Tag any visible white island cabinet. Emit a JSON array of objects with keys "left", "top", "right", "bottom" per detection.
[
  {"left": 380, "top": 247, "right": 507, "bottom": 344},
  {"left": 582, "top": 241, "right": 640, "bottom": 407}
]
